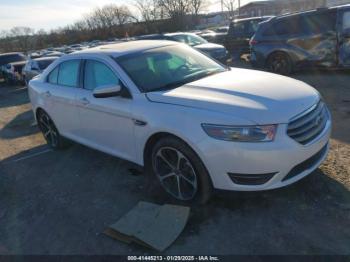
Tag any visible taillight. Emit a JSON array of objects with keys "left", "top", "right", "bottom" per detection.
[{"left": 249, "top": 39, "right": 258, "bottom": 46}]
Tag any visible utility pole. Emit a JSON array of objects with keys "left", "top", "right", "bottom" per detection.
[
  {"left": 221, "top": 0, "right": 224, "bottom": 13},
  {"left": 238, "top": 0, "right": 241, "bottom": 16}
]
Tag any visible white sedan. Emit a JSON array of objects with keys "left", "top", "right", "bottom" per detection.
[{"left": 28, "top": 41, "right": 331, "bottom": 203}]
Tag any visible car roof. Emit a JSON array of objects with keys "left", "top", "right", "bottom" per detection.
[
  {"left": 233, "top": 16, "right": 273, "bottom": 23},
  {"left": 272, "top": 5, "right": 349, "bottom": 21},
  {"left": 165, "top": 32, "right": 195, "bottom": 37},
  {"left": 0, "top": 52, "right": 24, "bottom": 57},
  {"left": 8, "top": 61, "right": 27, "bottom": 66},
  {"left": 71, "top": 40, "right": 177, "bottom": 57},
  {"left": 33, "top": 56, "right": 59, "bottom": 61}
]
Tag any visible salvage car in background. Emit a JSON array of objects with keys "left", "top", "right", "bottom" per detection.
[
  {"left": 250, "top": 5, "right": 350, "bottom": 74},
  {"left": 0, "top": 52, "right": 27, "bottom": 80},
  {"left": 3, "top": 60, "right": 27, "bottom": 85},
  {"left": 136, "top": 33, "right": 229, "bottom": 63},
  {"left": 28, "top": 41, "right": 331, "bottom": 203},
  {"left": 23, "top": 56, "right": 59, "bottom": 85},
  {"left": 225, "top": 16, "right": 272, "bottom": 59}
]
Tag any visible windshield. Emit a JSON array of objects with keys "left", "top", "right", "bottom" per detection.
[{"left": 115, "top": 44, "right": 226, "bottom": 92}]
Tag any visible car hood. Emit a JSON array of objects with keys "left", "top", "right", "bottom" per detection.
[
  {"left": 194, "top": 43, "right": 225, "bottom": 50},
  {"left": 146, "top": 68, "right": 320, "bottom": 124}
]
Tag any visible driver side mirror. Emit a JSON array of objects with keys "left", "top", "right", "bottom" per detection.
[{"left": 93, "top": 84, "right": 122, "bottom": 98}]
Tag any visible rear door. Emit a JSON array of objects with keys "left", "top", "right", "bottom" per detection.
[
  {"left": 44, "top": 59, "right": 81, "bottom": 139},
  {"left": 338, "top": 8, "right": 350, "bottom": 66},
  {"left": 297, "top": 10, "right": 338, "bottom": 67}
]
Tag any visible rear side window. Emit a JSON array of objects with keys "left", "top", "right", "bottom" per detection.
[
  {"left": 57, "top": 60, "right": 80, "bottom": 87},
  {"left": 342, "top": 11, "right": 350, "bottom": 31},
  {"left": 263, "top": 16, "right": 301, "bottom": 36},
  {"left": 84, "top": 60, "right": 119, "bottom": 90},
  {"left": 48, "top": 67, "right": 59, "bottom": 84},
  {"left": 304, "top": 11, "right": 336, "bottom": 33}
]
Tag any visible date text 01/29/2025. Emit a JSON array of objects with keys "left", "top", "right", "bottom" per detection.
[{"left": 127, "top": 256, "right": 220, "bottom": 261}]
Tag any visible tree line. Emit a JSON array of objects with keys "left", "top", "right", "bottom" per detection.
[{"left": 0, "top": 0, "right": 210, "bottom": 53}]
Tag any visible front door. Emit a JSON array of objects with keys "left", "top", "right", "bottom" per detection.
[
  {"left": 76, "top": 59, "right": 135, "bottom": 161},
  {"left": 339, "top": 9, "right": 350, "bottom": 67}
]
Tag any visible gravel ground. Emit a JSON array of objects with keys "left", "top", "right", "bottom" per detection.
[{"left": 0, "top": 67, "right": 349, "bottom": 255}]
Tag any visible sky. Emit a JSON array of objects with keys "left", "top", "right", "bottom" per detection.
[{"left": 0, "top": 0, "right": 254, "bottom": 32}]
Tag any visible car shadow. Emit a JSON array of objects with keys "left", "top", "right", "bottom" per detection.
[
  {"left": 0, "top": 85, "right": 29, "bottom": 109},
  {"left": 0, "top": 142, "right": 349, "bottom": 254},
  {"left": 0, "top": 109, "right": 39, "bottom": 139}
]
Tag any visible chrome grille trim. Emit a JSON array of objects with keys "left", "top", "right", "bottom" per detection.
[{"left": 287, "top": 101, "right": 328, "bottom": 145}]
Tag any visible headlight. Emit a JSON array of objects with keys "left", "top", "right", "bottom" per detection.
[{"left": 201, "top": 124, "right": 277, "bottom": 142}]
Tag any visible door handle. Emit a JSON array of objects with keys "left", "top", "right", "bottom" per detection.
[
  {"left": 44, "top": 91, "right": 51, "bottom": 97},
  {"left": 79, "top": 97, "right": 90, "bottom": 106}
]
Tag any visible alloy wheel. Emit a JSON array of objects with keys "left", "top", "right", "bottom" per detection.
[
  {"left": 153, "top": 147, "right": 198, "bottom": 201},
  {"left": 38, "top": 113, "right": 58, "bottom": 148}
]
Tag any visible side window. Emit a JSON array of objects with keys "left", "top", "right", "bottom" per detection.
[
  {"left": 232, "top": 22, "right": 246, "bottom": 37},
  {"left": 48, "top": 66, "right": 59, "bottom": 84},
  {"left": 57, "top": 60, "right": 80, "bottom": 87},
  {"left": 84, "top": 60, "right": 119, "bottom": 91},
  {"left": 343, "top": 11, "right": 350, "bottom": 32},
  {"left": 263, "top": 16, "right": 300, "bottom": 36},
  {"left": 247, "top": 20, "right": 260, "bottom": 35},
  {"left": 305, "top": 12, "right": 336, "bottom": 34}
]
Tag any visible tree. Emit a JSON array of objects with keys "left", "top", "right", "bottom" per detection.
[
  {"left": 9, "top": 27, "right": 35, "bottom": 51},
  {"left": 189, "top": 0, "right": 209, "bottom": 16},
  {"left": 157, "top": 0, "right": 191, "bottom": 30},
  {"left": 135, "top": 0, "right": 163, "bottom": 32},
  {"left": 222, "top": 0, "right": 236, "bottom": 17}
]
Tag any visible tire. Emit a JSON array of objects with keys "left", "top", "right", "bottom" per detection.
[
  {"left": 37, "top": 110, "right": 69, "bottom": 150},
  {"left": 267, "top": 52, "right": 292, "bottom": 75},
  {"left": 147, "top": 136, "right": 213, "bottom": 205}
]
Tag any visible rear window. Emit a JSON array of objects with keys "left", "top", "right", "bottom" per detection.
[
  {"left": 0, "top": 54, "right": 26, "bottom": 66},
  {"left": 37, "top": 60, "right": 55, "bottom": 70}
]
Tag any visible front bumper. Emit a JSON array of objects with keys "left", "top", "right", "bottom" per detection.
[{"left": 196, "top": 119, "right": 331, "bottom": 191}]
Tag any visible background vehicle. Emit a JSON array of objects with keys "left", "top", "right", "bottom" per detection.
[
  {"left": 28, "top": 41, "right": 331, "bottom": 203},
  {"left": 198, "top": 27, "right": 229, "bottom": 44},
  {"left": 23, "top": 56, "right": 58, "bottom": 85},
  {"left": 250, "top": 6, "right": 350, "bottom": 75},
  {"left": 0, "top": 52, "right": 27, "bottom": 80},
  {"left": 225, "top": 17, "right": 272, "bottom": 58},
  {"left": 3, "top": 61, "right": 27, "bottom": 85},
  {"left": 136, "top": 32, "right": 228, "bottom": 63}
]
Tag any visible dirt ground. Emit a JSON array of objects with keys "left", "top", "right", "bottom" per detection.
[{"left": 0, "top": 65, "right": 349, "bottom": 255}]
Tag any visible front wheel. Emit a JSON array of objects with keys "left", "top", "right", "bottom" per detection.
[
  {"left": 37, "top": 110, "right": 69, "bottom": 149},
  {"left": 267, "top": 52, "right": 292, "bottom": 75},
  {"left": 149, "top": 136, "right": 213, "bottom": 204}
]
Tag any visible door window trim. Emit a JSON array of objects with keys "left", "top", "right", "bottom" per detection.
[
  {"left": 46, "top": 59, "right": 83, "bottom": 88},
  {"left": 81, "top": 58, "right": 132, "bottom": 98}
]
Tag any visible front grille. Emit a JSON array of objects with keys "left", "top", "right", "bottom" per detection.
[
  {"left": 287, "top": 101, "right": 328, "bottom": 145},
  {"left": 282, "top": 143, "right": 328, "bottom": 182}
]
